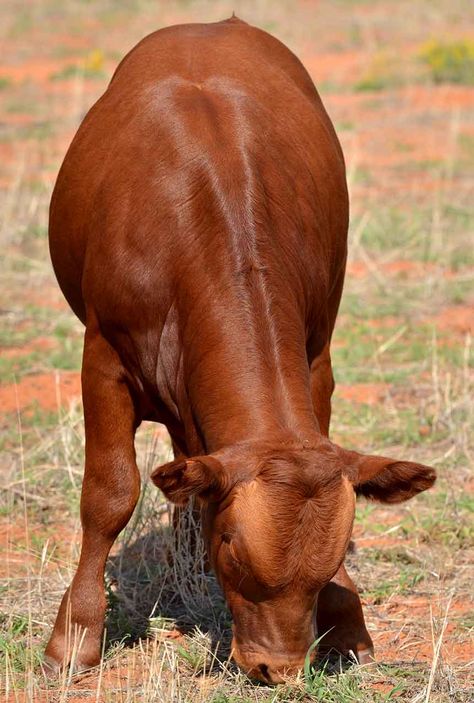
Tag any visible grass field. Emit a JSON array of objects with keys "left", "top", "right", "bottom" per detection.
[{"left": 1, "top": 1, "right": 473, "bottom": 701}]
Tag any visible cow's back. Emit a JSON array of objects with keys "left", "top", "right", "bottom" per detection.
[{"left": 49, "top": 18, "right": 348, "bottom": 393}]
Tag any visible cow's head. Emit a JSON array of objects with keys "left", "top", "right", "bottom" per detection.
[{"left": 151, "top": 438, "right": 435, "bottom": 683}]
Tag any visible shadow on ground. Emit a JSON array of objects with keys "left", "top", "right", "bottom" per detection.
[{"left": 104, "top": 499, "right": 232, "bottom": 670}]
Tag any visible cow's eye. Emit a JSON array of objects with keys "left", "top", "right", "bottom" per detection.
[
  {"left": 220, "top": 534, "right": 242, "bottom": 567},
  {"left": 228, "top": 540, "right": 241, "bottom": 565},
  {"left": 222, "top": 539, "right": 246, "bottom": 573}
]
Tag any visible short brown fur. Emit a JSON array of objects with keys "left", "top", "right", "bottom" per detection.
[{"left": 44, "top": 17, "right": 436, "bottom": 683}]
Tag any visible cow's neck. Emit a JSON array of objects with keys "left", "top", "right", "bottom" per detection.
[{"left": 179, "top": 296, "right": 321, "bottom": 454}]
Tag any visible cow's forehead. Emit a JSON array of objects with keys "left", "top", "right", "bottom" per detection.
[{"left": 228, "top": 475, "right": 354, "bottom": 589}]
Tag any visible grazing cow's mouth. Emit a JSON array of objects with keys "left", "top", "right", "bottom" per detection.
[{"left": 231, "top": 644, "right": 309, "bottom": 684}]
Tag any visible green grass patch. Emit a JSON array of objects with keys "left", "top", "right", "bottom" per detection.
[
  {"left": 5, "top": 98, "right": 40, "bottom": 115},
  {"left": 303, "top": 661, "right": 406, "bottom": 702},
  {"left": 50, "top": 49, "right": 107, "bottom": 81},
  {"left": 21, "top": 121, "right": 55, "bottom": 142},
  {"left": 0, "top": 76, "right": 12, "bottom": 90},
  {"left": 403, "top": 491, "right": 474, "bottom": 549},
  {"left": 419, "top": 38, "right": 474, "bottom": 85},
  {"left": 0, "top": 310, "right": 82, "bottom": 381},
  {"left": 350, "top": 205, "right": 474, "bottom": 265},
  {"left": 0, "top": 614, "right": 43, "bottom": 675},
  {"left": 354, "top": 53, "right": 402, "bottom": 93}
]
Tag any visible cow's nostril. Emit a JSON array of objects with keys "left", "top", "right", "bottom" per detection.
[{"left": 258, "top": 663, "right": 270, "bottom": 680}]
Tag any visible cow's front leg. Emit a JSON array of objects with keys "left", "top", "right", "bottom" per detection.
[
  {"left": 316, "top": 563, "right": 374, "bottom": 664},
  {"left": 43, "top": 322, "right": 141, "bottom": 675}
]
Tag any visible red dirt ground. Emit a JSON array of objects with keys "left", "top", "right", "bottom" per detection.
[
  {"left": 432, "top": 304, "right": 474, "bottom": 335},
  {"left": 336, "top": 382, "right": 389, "bottom": 404},
  {"left": 1, "top": 337, "right": 56, "bottom": 359},
  {"left": 0, "top": 374, "right": 395, "bottom": 415},
  {"left": 0, "top": 371, "right": 81, "bottom": 414}
]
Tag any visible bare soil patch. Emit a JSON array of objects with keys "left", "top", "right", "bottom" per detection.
[
  {"left": 336, "top": 382, "right": 389, "bottom": 404},
  {"left": 0, "top": 371, "right": 81, "bottom": 414},
  {"left": 432, "top": 304, "right": 474, "bottom": 335},
  {"left": 1, "top": 337, "right": 56, "bottom": 359}
]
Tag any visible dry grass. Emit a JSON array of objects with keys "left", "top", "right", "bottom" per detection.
[
  {"left": 1, "top": 387, "right": 472, "bottom": 701},
  {"left": 1, "top": 0, "right": 473, "bottom": 701}
]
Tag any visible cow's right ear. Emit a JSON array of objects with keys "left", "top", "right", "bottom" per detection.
[{"left": 151, "top": 455, "right": 227, "bottom": 505}]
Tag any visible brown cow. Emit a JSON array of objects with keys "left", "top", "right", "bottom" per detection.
[{"left": 44, "top": 17, "right": 436, "bottom": 683}]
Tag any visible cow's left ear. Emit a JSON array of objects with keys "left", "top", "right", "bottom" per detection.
[{"left": 342, "top": 450, "right": 436, "bottom": 504}]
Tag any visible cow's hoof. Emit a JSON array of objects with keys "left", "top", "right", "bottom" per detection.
[
  {"left": 41, "top": 653, "right": 97, "bottom": 680},
  {"left": 356, "top": 647, "right": 375, "bottom": 665},
  {"left": 41, "top": 654, "right": 62, "bottom": 679},
  {"left": 318, "top": 638, "right": 375, "bottom": 669}
]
